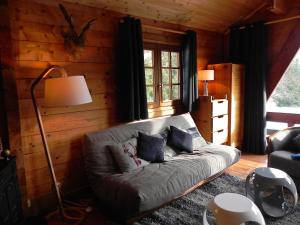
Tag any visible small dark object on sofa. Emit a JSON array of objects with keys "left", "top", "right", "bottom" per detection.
[{"left": 291, "top": 153, "right": 300, "bottom": 160}]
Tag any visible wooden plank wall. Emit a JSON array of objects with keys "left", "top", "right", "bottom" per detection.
[{"left": 5, "top": 0, "right": 223, "bottom": 214}]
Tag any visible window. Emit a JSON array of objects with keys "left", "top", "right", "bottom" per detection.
[
  {"left": 143, "top": 44, "right": 182, "bottom": 108},
  {"left": 267, "top": 48, "right": 300, "bottom": 114},
  {"left": 266, "top": 48, "right": 300, "bottom": 133}
]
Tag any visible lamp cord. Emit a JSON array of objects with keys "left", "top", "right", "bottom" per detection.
[{"left": 46, "top": 188, "right": 94, "bottom": 224}]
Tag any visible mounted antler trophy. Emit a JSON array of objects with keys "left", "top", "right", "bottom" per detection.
[{"left": 59, "top": 4, "right": 96, "bottom": 56}]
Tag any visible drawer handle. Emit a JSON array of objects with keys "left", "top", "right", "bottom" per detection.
[
  {"left": 217, "top": 100, "right": 224, "bottom": 103},
  {"left": 217, "top": 115, "right": 224, "bottom": 118},
  {"left": 217, "top": 129, "right": 224, "bottom": 133}
]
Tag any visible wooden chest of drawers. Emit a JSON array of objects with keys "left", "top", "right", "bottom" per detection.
[
  {"left": 192, "top": 96, "right": 228, "bottom": 144},
  {"left": 0, "top": 157, "right": 23, "bottom": 225}
]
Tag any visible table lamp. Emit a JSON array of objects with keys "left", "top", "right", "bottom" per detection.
[
  {"left": 198, "top": 70, "right": 214, "bottom": 96},
  {"left": 31, "top": 65, "right": 92, "bottom": 221}
]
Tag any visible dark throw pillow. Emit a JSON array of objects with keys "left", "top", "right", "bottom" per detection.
[
  {"left": 169, "top": 126, "right": 193, "bottom": 153},
  {"left": 137, "top": 132, "right": 165, "bottom": 162},
  {"left": 293, "top": 134, "right": 300, "bottom": 149}
]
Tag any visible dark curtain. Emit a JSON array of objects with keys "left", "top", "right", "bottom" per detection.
[
  {"left": 229, "top": 22, "right": 267, "bottom": 154},
  {"left": 182, "top": 30, "right": 198, "bottom": 112},
  {"left": 0, "top": 63, "right": 9, "bottom": 149},
  {"left": 118, "top": 16, "right": 148, "bottom": 122}
]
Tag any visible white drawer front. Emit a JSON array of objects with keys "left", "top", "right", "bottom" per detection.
[
  {"left": 212, "top": 129, "right": 228, "bottom": 144},
  {"left": 212, "top": 99, "right": 228, "bottom": 117},
  {"left": 212, "top": 115, "right": 228, "bottom": 132}
]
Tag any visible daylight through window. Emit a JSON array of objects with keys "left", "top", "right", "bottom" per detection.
[
  {"left": 267, "top": 48, "right": 300, "bottom": 114},
  {"left": 143, "top": 44, "right": 182, "bottom": 108}
]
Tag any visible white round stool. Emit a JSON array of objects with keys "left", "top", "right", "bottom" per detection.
[
  {"left": 203, "top": 193, "right": 265, "bottom": 225},
  {"left": 246, "top": 167, "right": 298, "bottom": 218}
]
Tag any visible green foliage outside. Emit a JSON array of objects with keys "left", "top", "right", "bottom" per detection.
[
  {"left": 270, "top": 50, "right": 300, "bottom": 107},
  {"left": 144, "top": 50, "right": 181, "bottom": 103}
]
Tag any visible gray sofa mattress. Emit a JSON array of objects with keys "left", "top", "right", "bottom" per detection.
[
  {"left": 98, "top": 145, "right": 239, "bottom": 217},
  {"left": 83, "top": 113, "right": 240, "bottom": 218}
]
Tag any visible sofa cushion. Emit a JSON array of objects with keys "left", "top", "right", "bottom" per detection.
[
  {"left": 138, "top": 132, "right": 165, "bottom": 162},
  {"left": 93, "top": 144, "right": 240, "bottom": 218},
  {"left": 109, "top": 138, "right": 149, "bottom": 173},
  {"left": 169, "top": 126, "right": 193, "bottom": 153},
  {"left": 187, "top": 127, "right": 207, "bottom": 150},
  {"left": 269, "top": 150, "right": 300, "bottom": 178},
  {"left": 164, "top": 145, "right": 177, "bottom": 159}
]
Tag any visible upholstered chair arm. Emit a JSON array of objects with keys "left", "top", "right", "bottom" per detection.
[{"left": 266, "top": 127, "right": 300, "bottom": 154}]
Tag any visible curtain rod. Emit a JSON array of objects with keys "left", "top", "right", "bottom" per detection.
[
  {"left": 144, "top": 14, "right": 300, "bottom": 35},
  {"left": 224, "top": 15, "right": 300, "bottom": 34},
  {"left": 142, "top": 24, "right": 186, "bottom": 34},
  {"left": 265, "top": 15, "right": 300, "bottom": 25},
  {"left": 228, "top": 15, "right": 300, "bottom": 32}
]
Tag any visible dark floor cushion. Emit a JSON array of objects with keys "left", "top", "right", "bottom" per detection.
[{"left": 138, "top": 132, "right": 165, "bottom": 162}]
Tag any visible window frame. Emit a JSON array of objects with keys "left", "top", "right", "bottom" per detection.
[{"left": 144, "top": 43, "right": 182, "bottom": 109}]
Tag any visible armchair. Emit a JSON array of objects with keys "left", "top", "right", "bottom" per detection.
[{"left": 266, "top": 126, "right": 300, "bottom": 191}]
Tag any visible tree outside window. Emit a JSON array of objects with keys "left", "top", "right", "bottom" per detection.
[
  {"left": 267, "top": 48, "right": 300, "bottom": 113},
  {"left": 143, "top": 44, "right": 182, "bottom": 108}
]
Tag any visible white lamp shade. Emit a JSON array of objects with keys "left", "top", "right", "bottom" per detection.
[
  {"left": 45, "top": 76, "right": 92, "bottom": 107},
  {"left": 198, "top": 70, "right": 214, "bottom": 81}
]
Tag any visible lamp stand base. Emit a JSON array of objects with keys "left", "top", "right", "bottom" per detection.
[
  {"left": 47, "top": 206, "right": 88, "bottom": 225},
  {"left": 203, "top": 81, "right": 209, "bottom": 96}
]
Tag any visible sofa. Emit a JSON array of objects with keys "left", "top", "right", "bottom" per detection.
[
  {"left": 83, "top": 113, "right": 240, "bottom": 219},
  {"left": 267, "top": 126, "right": 300, "bottom": 191}
]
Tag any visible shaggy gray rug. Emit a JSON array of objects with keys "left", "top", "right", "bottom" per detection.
[{"left": 131, "top": 174, "right": 300, "bottom": 225}]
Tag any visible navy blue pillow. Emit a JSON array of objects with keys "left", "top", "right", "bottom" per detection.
[
  {"left": 137, "top": 132, "right": 165, "bottom": 162},
  {"left": 291, "top": 153, "right": 300, "bottom": 160},
  {"left": 169, "top": 126, "right": 193, "bottom": 153}
]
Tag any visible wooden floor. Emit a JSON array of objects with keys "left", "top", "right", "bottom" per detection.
[
  {"left": 226, "top": 153, "right": 268, "bottom": 178},
  {"left": 48, "top": 153, "right": 268, "bottom": 225}
]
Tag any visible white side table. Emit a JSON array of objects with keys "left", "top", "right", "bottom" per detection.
[
  {"left": 246, "top": 167, "right": 298, "bottom": 217},
  {"left": 203, "top": 193, "right": 265, "bottom": 225}
]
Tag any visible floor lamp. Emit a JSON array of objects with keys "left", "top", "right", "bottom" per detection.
[{"left": 30, "top": 65, "right": 92, "bottom": 221}]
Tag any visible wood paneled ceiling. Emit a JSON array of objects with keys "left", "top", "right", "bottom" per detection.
[{"left": 62, "top": 0, "right": 270, "bottom": 32}]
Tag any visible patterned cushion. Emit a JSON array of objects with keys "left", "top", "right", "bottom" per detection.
[
  {"left": 137, "top": 132, "right": 165, "bottom": 162},
  {"left": 169, "top": 126, "right": 193, "bottom": 153},
  {"left": 109, "top": 138, "right": 149, "bottom": 172},
  {"left": 186, "top": 127, "right": 207, "bottom": 150}
]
